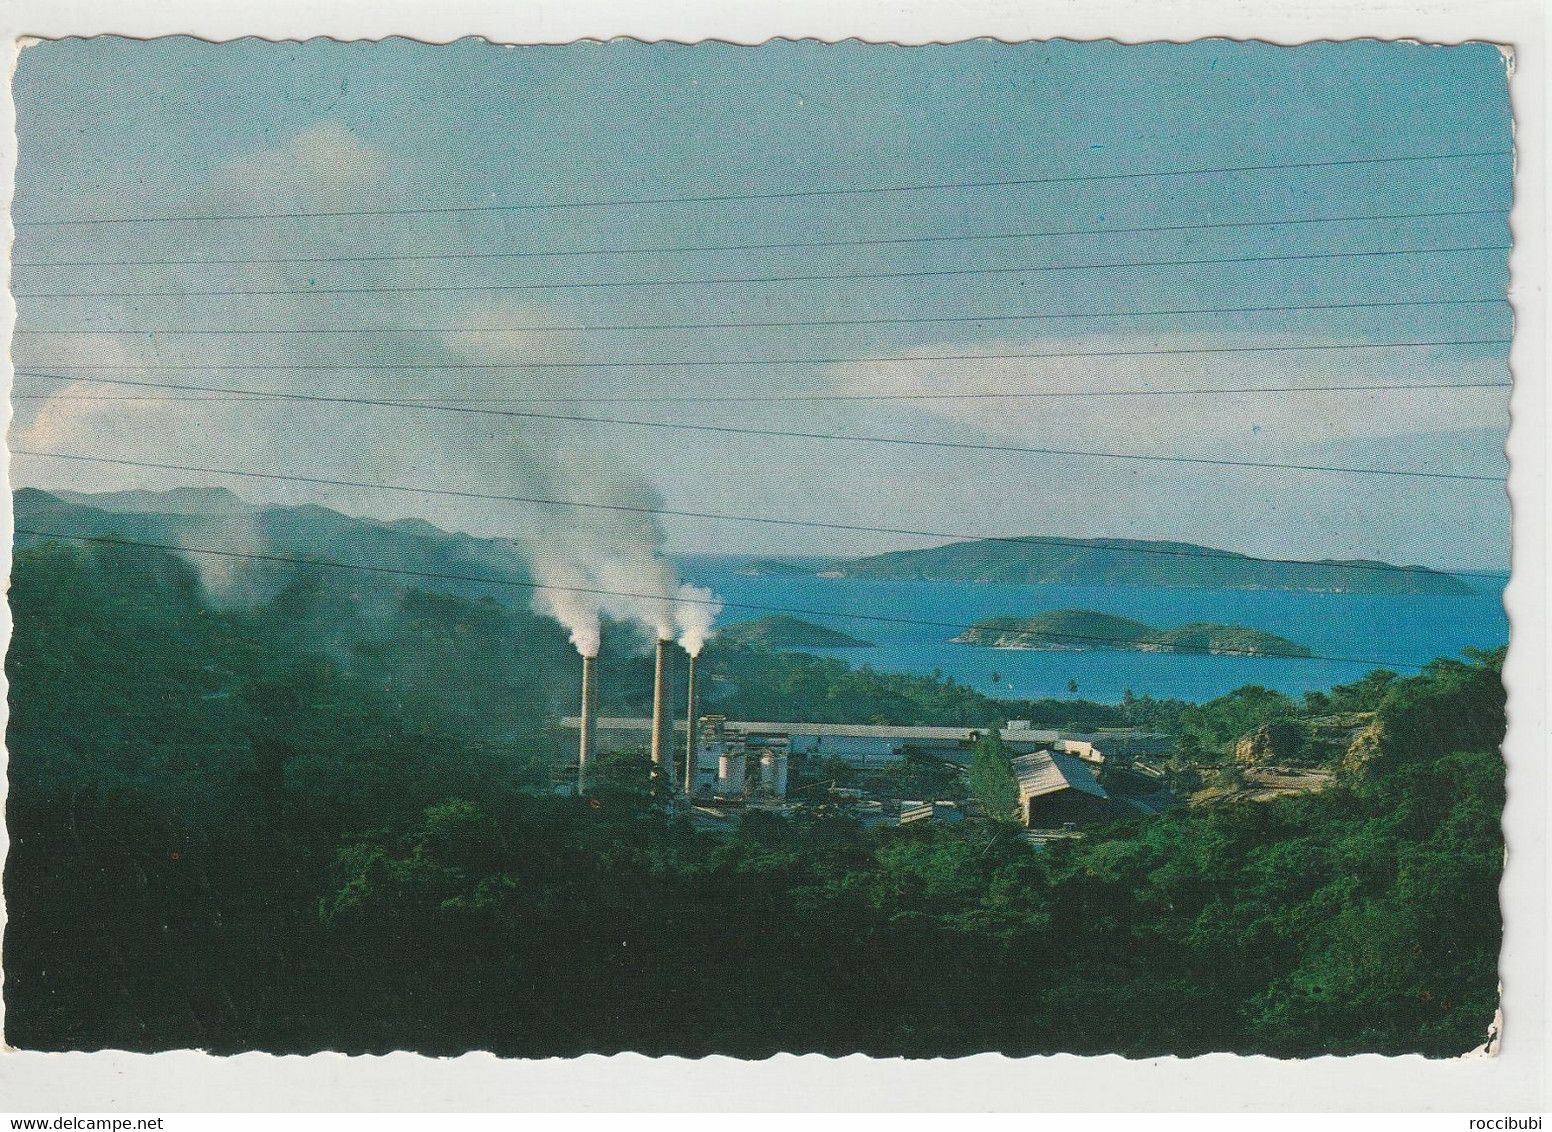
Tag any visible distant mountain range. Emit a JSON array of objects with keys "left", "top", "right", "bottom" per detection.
[
  {"left": 49, "top": 485, "right": 259, "bottom": 516},
  {"left": 792, "top": 536, "right": 1473, "bottom": 596},
  {"left": 953, "top": 609, "right": 1313, "bottom": 658},
  {"left": 16, "top": 489, "right": 1474, "bottom": 609},
  {"left": 13, "top": 486, "right": 538, "bottom": 606}
]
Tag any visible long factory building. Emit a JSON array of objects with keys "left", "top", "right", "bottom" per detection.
[
  {"left": 563, "top": 715, "right": 1060, "bottom": 762},
  {"left": 562, "top": 715, "right": 1165, "bottom": 762},
  {"left": 560, "top": 714, "right": 1166, "bottom": 792}
]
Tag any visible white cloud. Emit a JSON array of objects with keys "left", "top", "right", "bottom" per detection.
[
  {"left": 823, "top": 330, "right": 1509, "bottom": 461},
  {"left": 213, "top": 121, "right": 387, "bottom": 206}
]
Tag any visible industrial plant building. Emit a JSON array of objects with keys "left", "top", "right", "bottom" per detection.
[
  {"left": 690, "top": 715, "right": 789, "bottom": 798},
  {"left": 1011, "top": 748, "right": 1112, "bottom": 827},
  {"left": 562, "top": 645, "right": 1164, "bottom": 827},
  {"left": 565, "top": 716, "right": 1065, "bottom": 762},
  {"left": 562, "top": 715, "right": 1161, "bottom": 770}
]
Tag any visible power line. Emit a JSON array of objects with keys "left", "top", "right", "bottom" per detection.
[
  {"left": 13, "top": 447, "right": 1509, "bottom": 581},
  {"left": 10, "top": 296, "right": 1507, "bottom": 337},
  {"left": 7, "top": 340, "right": 1512, "bottom": 380},
  {"left": 10, "top": 367, "right": 1504, "bottom": 483},
  {"left": 9, "top": 338, "right": 1514, "bottom": 381},
  {"left": 14, "top": 150, "right": 1512, "bottom": 227},
  {"left": 7, "top": 380, "right": 1512, "bottom": 406},
  {"left": 16, "top": 243, "right": 1511, "bottom": 300},
  {"left": 10, "top": 207, "right": 1507, "bottom": 269},
  {"left": 10, "top": 525, "right": 1437, "bottom": 670}
]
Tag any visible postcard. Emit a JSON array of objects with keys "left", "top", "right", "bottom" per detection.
[{"left": 1, "top": 22, "right": 1541, "bottom": 1116}]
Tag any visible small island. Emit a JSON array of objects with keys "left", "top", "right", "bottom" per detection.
[
  {"left": 716, "top": 614, "right": 876, "bottom": 650},
  {"left": 952, "top": 609, "right": 1312, "bottom": 658}
]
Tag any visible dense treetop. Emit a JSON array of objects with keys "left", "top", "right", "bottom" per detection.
[{"left": 5, "top": 539, "right": 1505, "bottom": 1057}]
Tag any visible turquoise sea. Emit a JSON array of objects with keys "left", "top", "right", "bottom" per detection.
[{"left": 678, "top": 556, "right": 1510, "bottom": 705}]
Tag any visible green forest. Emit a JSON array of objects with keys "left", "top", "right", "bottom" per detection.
[{"left": 4, "top": 539, "right": 1505, "bottom": 1057}]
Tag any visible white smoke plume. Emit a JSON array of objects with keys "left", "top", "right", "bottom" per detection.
[
  {"left": 528, "top": 557, "right": 603, "bottom": 658},
  {"left": 674, "top": 583, "right": 723, "bottom": 657},
  {"left": 592, "top": 530, "right": 681, "bottom": 643},
  {"left": 521, "top": 475, "right": 688, "bottom": 655},
  {"left": 12, "top": 123, "right": 729, "bottom": 655}
]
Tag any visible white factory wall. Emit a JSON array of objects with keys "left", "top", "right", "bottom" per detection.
[{"left": 783, "top": 733, "right": 904, "bottom": 763}]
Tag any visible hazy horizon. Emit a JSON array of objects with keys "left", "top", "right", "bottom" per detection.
[
  {"left": 10, "top": 38, "right": 1514, "bottom": 575},
  {"left": 17, "top": 479, "right": 1512, "bottom": 574}
]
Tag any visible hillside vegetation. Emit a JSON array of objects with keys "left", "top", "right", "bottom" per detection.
[
  {"left": 953, "top": 608, "right": 1312, "bottom": 657},
  {"left": 715, "top": 614, "right": 875, "bottom": 650},
  {"left": 5, "top": 529, "right": 1505, "bottom": 1057}
]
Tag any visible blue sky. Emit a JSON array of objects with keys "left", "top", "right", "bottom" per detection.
[{"left": 9, "top": 38, "right": 1514, "bottom": 569}]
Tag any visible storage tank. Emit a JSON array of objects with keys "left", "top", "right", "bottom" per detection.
[
  {"left": 718, "top": 751, "right": 746, "bottom": 796},
  {"left": 760, "top": 750, "right": 788, "bottom": 797}
]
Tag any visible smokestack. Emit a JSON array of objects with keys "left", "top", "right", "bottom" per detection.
[
  {"left": 684, "top": 650, "right": 698, "bottom": 795},
  {"left": 651, "top": 637, "right": 674, "bottom": 785},
  {"left": 578, "top": 653, "right": 598, "bottom": 795}
]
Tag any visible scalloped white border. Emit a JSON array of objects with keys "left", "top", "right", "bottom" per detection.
[{"left": 0, "top": 0, "right": 1544, "bottom": 1115}]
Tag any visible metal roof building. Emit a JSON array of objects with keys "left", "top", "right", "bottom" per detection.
[{"left": 1011, "top": 749, "right": 1110, "bottom": 826}]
